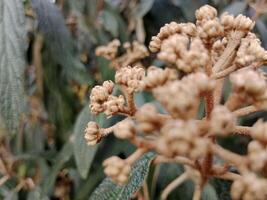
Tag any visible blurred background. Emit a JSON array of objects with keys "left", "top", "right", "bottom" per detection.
[{"left": 0, "top": 0, "right": 267, "bottom": 199}]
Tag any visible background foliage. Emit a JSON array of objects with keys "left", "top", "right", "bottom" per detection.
[{"left": 0, "top": 0, "right": 267, "bottom": 199}]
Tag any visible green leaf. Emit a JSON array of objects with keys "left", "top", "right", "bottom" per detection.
[
  {"left": 133, "top": 0, "right": 154, "bottom": 18},
  {"left": 73, "top": 106, "right": 106, "bottom": 179},
  {"left": 41, "top": 142, "right": 73, "bottom": 196},
  {"left": 221, "top": 2, "right": 247, "bottom": 15},
  {"left": 201, "top": 184, "right": 218, "bottom": 200},
  {"left": 0, "top": 0, "right": 26, "bottom": 134},
  {"left": 89, "top": 152, "right": 156, "bottom": 200},
  {"left": 102, "top": 10, "right": 119, "bottom": 37}
]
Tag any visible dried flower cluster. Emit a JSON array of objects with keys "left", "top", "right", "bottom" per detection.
[
  {"left": 95, "top": 39, "right": 149, "bottom": 69},
  {"left": 85, "top": 5, "right": 267, "bottom": 200}
]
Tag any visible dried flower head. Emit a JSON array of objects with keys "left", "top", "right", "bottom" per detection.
[{"left": 86, "top": 4, "right": 267, "bottom": 200}]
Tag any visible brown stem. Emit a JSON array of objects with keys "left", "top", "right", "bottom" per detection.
[
  {"left": 127, "top": 148, "right": 147, "bottom": 164},
  {"left": 33, "top": 34, "right": 44, "bottom": 99},
  {"left": 225, "top": 93, "right": 243, "bottom": 111},
  {"left": 211, "top": 144, "right": 247, "bottom": 167},
  {"left": 212, "top": 31, "right": 245, "bottom": 73},
  {"left": 212, "top": 65, "right": 237, "bottom": 79},
  {"left": 161, "top": 172, "right": 189, "bottom": 200},
  {"left": 213, "top": 172, "right": 241, "bottom": 181},
  {"left": 233, "top": 126, "right": 252, "bottom": 136},
  {"left": 233, "top": 105, "right": 258, "bottom": 117},
  {"left": 153, "top": 155, "right": 195, "bottom": 167},
  {"left": 214, "top": 79, "right": 224, "bottom": 105}
]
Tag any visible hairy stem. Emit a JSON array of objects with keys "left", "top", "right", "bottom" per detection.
[
  {"left": 161, "top": 172, "right": 188, "bottom": 200},
  {"left": 233, "top": 105, "right": 258, "bottom": 117}
]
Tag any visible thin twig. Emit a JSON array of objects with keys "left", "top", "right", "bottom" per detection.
[
  {"left": 233, "top": 105, "right": 258, "bottom": 117},
  {"left": 192, "top": 183, "right": 202, "bottom": 200},
  {"left": 161, "top": 172, "right": 189, "bottom": 200},
  {"left": 233, "top": 126, "right": 252, "bottom": 136},
  {"left": 213, "top": 172, "right": 241, "bottom": 181}
]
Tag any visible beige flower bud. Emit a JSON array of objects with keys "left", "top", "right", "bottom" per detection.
[
  {"left": 135, "top": 103, "right": 162, "bottom": 133},
  {"left": 195, "top": 5, "right": 217, "bottom": 21},
  {"left": 95, "top": 39, "right": 121, "bottom": 60},
  {"left": 115, "top": 66, "right": 145, "bottom": 93},
  {"left": 104, "top": 95, "right": 125, "bottom": 117},
  {"left": 251, "top": 120, "right": 267, "bottom": 143},
  {"left": 90, "top": 81, "right": 114, "bottom": 114},
  {"left": 84, "top": 122, "right": 102, "bottom": 145},
  {"left": 210, "top": 106, "right": 236, "bottom": 136},
  {"left": 103, "top": 156, "right": 131, "bottom": 185},
  {"left": 114, "top": 119, "right": 135, "bottom": 139},
  {"left": 248, "top": 140, "right": 267, "bottom": 171},
  {"left": 141, "top": 66, "right": 177, "bottom": 90}
]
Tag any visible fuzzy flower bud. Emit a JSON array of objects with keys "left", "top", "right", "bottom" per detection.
[
  {"left": 157, "top": 120, "right": 209, "bottom": 159},
  {"left": 251, "top": 120, "right": 267, "bottom": 143},
  {"left": 231, "top": 173, "right": 267, "bottom": 200},
  {"left": 84, "top": 122, "right": 102, "bottom": 145},
  {"left": 90, "top": 81, "right": 114, "bottom": 114},
  {"left": 115, "top": 66, "right": 145, "bottom": 93},
  {"left": 103, "top": 95, "right": 125, "bottom": 117},
  {"left": 114, "top": 119, "right": 135, "bottom": 139},
  {"left": 210, "top": 106, "right": 236, "bottom": 136},
  {"left": 248, "top": 140, "right": 267, "bottom": 171},
  {"left": 141, "top": 66, "right": 177, "bottom": 90},
  {"left": 95, "top": 39, "right": 120, "bottom": 60},
  {"left": 103, "top": 156, "right": 131, "bottom": 186},
  {"left": 135, "top": 104, "right": 162, "bottom": 133}
]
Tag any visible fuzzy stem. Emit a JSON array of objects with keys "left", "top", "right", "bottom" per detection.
[
  {"left": 212, "top": 64, "right": 237, "bottom": 79},
  {"left": 225, "top": 93, "right": 243, "bottom": 111},
  {"left": 212, "top": 31, "right": 245, "bottom": 73},
  {"left": 153, "top": 155, "right": 195, "bottom": 167},
  {"left": 233, "top": 126, "right": 252, "bottom": 136},
  {"left": 213, "top": 172, "right": 241, "bottom": 181},
  {"left": 233, "top": 105, "right": 258, "bottom": 117},
  {"left": 127, "top": 148, "right": 147, "bottom": 164},
  {"left": 161, "top": 172, "right": 189, "bottom": 200},
  {"left": 211, "top": 144, "right": 247, "bottom": 167},
  {"left": 214, "top": 79, "right": 224, "bottom": 105},
  {"left": 192, "top": 183, "right": 202, "bottom": 200}
]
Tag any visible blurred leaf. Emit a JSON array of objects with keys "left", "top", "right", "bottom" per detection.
[
  {"left": 133, "top": 0, "right": 155, "bottom": 18},
  {"left": 256, "top": 19, "right": 267, "bottom": 48},
  {"left": 0, "top": 0, "right": 26, "bottom": 134},
  {"left": 89, "top": 152, "right": 156, "bottom": 200},
  {"left": 156, "top": 163, "right": 193, "bottom": 200},
  {"left": 41, "top": 142, "right": 73, "bottom": 196},
  {"left": 201, "top": 184, "right": 218, "bottom": 200},
  {"left": 179, "top": 0, "right": 208, "bottom": 21},
  {"left": 73, "top": 105, "right": 106, "bottom": 179},
  {"left": 31, "top": 0, "right": 92, "bottom": 84},
  {"left": 27, "top": 187, "right": 49, "bottom": 200},
  {"left": 102, "top": 10, "right": 119, "bottom": 37},
  {"left": 221, "top": 2, "right": 247, "bottom": 15}
]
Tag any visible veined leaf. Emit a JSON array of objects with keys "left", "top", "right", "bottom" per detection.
[
  {"left": 73, "top": 106, "right": 106, "bottom": 179},
  {"left": 89, "top": 152, "right": 155, "bottom": 200},
  {"left": 31, "top": 0, "right": 92, "bottom": 84},
  {"left": 0, "top": 0, "right": 26, "bottom": 134}
]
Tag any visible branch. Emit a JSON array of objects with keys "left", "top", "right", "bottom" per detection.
[
  {"left": 233, "top": 105, "right": 258, "bottom": 117},
  {"left": 233, "top": 126, "right": 252, "bottom": 136},
  {"left": 161, "top": 172, "right": 189, "bottom": 200}
]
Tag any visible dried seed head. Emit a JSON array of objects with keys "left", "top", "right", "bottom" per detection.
[
  {"left": 90, "top": 81, "right": 114, "bottom": 114},
  {"left": 210, "top": 106, "right": 236, "bottom": 136},
  {"left": 114, "top": 119, "right": 135, "bottom": 139},
  {"left": 103, "top": 156, "right": 131, "bottom": 185},
  {"left": 141, "top": 66, "right": 177, "bottom": 90},
  {"left": 115, "top": 66, "right": 145, "bottom": 93},
  {"left": 84, "top": 122, "right": 102, "bottom": 145},
  {"left": 95, "top": 39, "right": 121, "bottom": 60}
]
